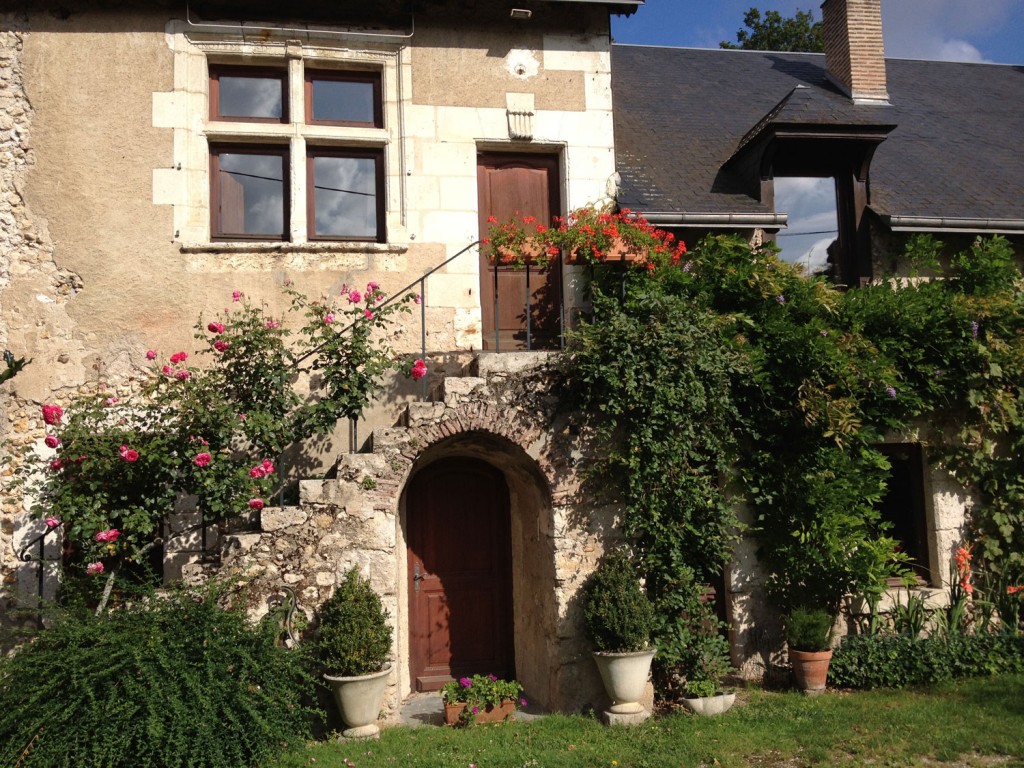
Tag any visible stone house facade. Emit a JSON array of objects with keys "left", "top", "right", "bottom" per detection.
[
  {"left": 0, "top": 0, "right": 639, "bottom": 717},
  {"left": 2, "top": 0, "right": 1021, "bottom": 721}
]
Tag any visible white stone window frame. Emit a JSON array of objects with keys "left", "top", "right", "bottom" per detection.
[{"left": 156, "top": 23, "right": 407, "bottom": 253}]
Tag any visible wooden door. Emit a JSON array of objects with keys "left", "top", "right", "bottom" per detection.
[
  {"left": 407, "top": 458, "right": 514, "bottom": 691},
  {"left": 477, "top": 153, "right": 562, "bottom": 350}
]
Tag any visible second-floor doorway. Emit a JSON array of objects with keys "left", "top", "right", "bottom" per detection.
[{"left": 477, "top": 152, "right": 562, "bottom": 350}]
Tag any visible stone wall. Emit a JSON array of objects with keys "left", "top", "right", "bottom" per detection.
[{"left": 197, "top": 353, "right": 616, "bottom": 720}]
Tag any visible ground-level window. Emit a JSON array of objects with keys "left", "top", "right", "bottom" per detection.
[{"left": 875, "top": 443, "right": 932, "bottom": 584}]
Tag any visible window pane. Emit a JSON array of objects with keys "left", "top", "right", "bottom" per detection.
[
  {"left": 218, "top": 75, "right": 283, "bottom": 119},
  {"left": 216, "top": 152, "right": 285, "bottom": 237},
  {"left": 312, "top": 155, "right": 378, "bottom": 238},
  {"left": 774, "top": 176, "right": 837, "bottom": 276},
  {"left": 311, "top": 78, "right": 377, "bottom": 124}
]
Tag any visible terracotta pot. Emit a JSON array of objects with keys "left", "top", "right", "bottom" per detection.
[
  {"left": 789, "top": 649, "right": 832, "bottom": 693},
  {"left": 592, "top": 648, "right": 656, "bottom": 714},
  {"left": 323, "top": 663, "right": 392, "bottom": 738},
  {"left": 443, "top": 699, "right": 517, "bottom": 726},
  {"left": 680, "top": 691, "right": 736, "bottom": 716}
]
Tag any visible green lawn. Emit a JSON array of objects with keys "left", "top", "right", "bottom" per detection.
[{"left": 277, "top": 675, "right": 1024, "bottom": 768}]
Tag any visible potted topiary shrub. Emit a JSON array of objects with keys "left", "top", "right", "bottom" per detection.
[
  {"left": 786, "top": 605, "right": 834, "bottom": 694},
  {"left": 582, "top": 551, "right": 657, "bottom": 718},
  {"left": 317, "top": 568, "right": 393, "bottom": 738}
]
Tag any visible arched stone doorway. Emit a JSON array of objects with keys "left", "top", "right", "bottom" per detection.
[
  {"left": 398, "top": 432, "right": 561, "bottom": 708},
  {"left": 406, "top": 456, "right": 515, "bottom": 690}
]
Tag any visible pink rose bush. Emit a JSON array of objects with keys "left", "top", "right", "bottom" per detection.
[{"left": 27, "top": 282, "right": 419, "bottom": 581}]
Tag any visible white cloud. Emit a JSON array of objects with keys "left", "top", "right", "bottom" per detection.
[{"left": 881, "top": 0, "right": 1015, "bottom": 62}]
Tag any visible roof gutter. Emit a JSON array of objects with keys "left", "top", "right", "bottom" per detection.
[
  {"left": 640, "top": 212, "right": 788, "bottom": 228},
  {"left": 879, "top": 215, "right": 1024, "bottom": 235}
]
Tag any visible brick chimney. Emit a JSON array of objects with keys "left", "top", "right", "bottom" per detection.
[{"left": 820, "top": 0, "right": 890, "bottom": 105}]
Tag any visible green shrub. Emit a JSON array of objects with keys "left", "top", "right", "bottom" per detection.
[
  {"left": 786, "top": 606, "right": 834, "bottom": 652},
  {"left": 582, "top": 551, "right": 655, "bottom": 652},
  {"left": 0, "top": 584, "right": 317, "bottom": 768},
  {"left": 316, "top": 568, "right": 392, "bottom": 676},
  {"left": 829, "top": 632, "right": 1024, "bottom": 689}
]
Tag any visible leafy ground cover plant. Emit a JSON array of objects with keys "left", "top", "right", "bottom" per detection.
[{"left": 0, "top": 582, "right": 318, "bottom": 768}]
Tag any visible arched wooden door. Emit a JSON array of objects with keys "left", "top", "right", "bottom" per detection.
[
  {"left": 477, "top": 152, "right": 562, "bottom": 350},
  {"left": 407, "top": 458, "right": 514, "bottom": 691}
]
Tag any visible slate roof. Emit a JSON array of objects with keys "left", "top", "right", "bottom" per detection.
[{"left": 611, "top": 45, "right": 1024, "bottom": 228}]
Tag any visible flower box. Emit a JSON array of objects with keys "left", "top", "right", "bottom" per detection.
[
  {"left": 443, "top": 698, "right": 517, "bottom": 726},
  {"left": 566, "top": 237, "right": 647, "bottom": 265}
]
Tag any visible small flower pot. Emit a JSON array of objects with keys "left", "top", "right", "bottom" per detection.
[
  {"left": 443, "top": 699, "right": 517, "bottom": 726},
  {"left": 680, "top": 691, "right": 736, "bottom": 716}
]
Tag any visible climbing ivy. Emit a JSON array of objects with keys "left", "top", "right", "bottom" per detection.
[{"left": 563, "top": 230, "right": 1024, "bottom": 690}]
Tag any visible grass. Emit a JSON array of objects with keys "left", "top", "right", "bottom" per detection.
[{"left": 276, "top": 675, "right": 1024, "bottom": 768}]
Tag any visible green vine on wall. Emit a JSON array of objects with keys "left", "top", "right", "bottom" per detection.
[{"left": 560, "top": 227, "right": 1023, "bottom": 689}]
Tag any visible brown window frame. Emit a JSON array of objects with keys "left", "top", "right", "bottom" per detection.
[
  {"left": 875, "top": 443, "right": 932, "bottom": 585},
  {"left": 306, "top": 147, "right": 385, "bottom": 243},
  {"left": 304, "top": 69, "right": 383, "bottom": 128},
  {"left": 209, "top": 65, "right": 288, "bottom": 124},
  {"left": 209, "top": 144, "right": 290, "bottom": 242}
]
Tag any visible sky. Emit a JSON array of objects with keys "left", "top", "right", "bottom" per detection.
[
  {"left": 611, "top": 1, "right": 1024, "bottom": 271},
  {"left": 611, "top": 1, "right": 1024, "bottom": 64}
]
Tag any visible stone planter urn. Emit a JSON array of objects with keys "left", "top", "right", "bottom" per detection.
[
  {"left": 592, "top": 648, "right": 656, "bottom": 715},
  {"left": 324, "top": 663, "right": 392, "bottom": 738}
]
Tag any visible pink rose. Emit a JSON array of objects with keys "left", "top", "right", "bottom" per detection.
[
  {"left": 162, "top": 365, "right": 173, "bottom": 375},
  {"left": 86, "top": 562, "right": 105, "bottom": 576},
  {"left": 213, "top": 340, "right": 229, "bottom": 352},
  {"left": 169, "top": 351, "right": 188, "bottom": 365},
  {"left": 411, "top": 359, "right": 428, "bottom": 381},
  {"left": 193, "top": 452, "right": 212, "bottom": 467},
  {"left": 366, "top": 281, "right": 379, "bottom": 292},
  {"left": 118, "top": 444, "right": 129, "bottom": 458},
  {"left": 49, "top": 459, "right": 63, "bottom": 471},
  {"left": 123, "top": 449, "right": 139, "bottom": 462},
  {"left": 207, "top": 322, "right": 225, "bottom": 334},
  {"left": 364, "top": 310, "right": 374, "bottom": 319},
  {"left": 44, "top": 516, "right": 61, "bottom": 529},
  {"left": 104, "top": 397, "right": 119, "bottom": 406},
  {"left": 42, "top": 404, "right": 64, "bottom": 425},
  {"left": 347, "top": 289, "right": 362, "bottom": 304},
  {"left": 44, "top": 434, "right": 60, "bottom": 448},
  {"left": 248, "top": 498, "right": 265, "bottom": 511},
  {"left": 232, "top": 290, "right": 243, "bottom": 302},
  {"left": 174, "top": 369, "right": 191, "bottom": 381},
  {"left": 413, "top": 293, "right": 422, "bottom": 305},
  {"left": 265, "top": 319, "right": 280, "bottom": 330},
  {"left": 324, "top": 313, "right": 335, "bottom": 324},
  {"left": 146, "top": 349, "right": 157, "bottom": 360},
  {"left": 261, "top": 458, "right": 275, "bottom": 473},
  {"left": 95, "top": 529, "right": 121, "bottom": 543}
]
